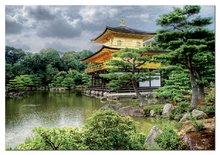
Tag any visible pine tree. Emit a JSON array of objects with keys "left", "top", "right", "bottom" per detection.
[
  {"left": 155, "top": 5, "right": 215, "bottom": 108},
  {"left": 101, "top": 48, "right": 157, "bottom": 106}
]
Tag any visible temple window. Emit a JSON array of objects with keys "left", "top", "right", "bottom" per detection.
[
  {"left": 136, "top": 41, "right": 141, "bottom": 47},
  {"left": 117, "top": 40, "right": 122, "bottom": 46}
]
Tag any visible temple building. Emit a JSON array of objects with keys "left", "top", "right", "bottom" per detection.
[{"left": 82, "top": 21, "right": 164, "bottom": 93}]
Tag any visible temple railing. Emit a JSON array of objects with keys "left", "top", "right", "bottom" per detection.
[{"left": 85, "top": 64, "right": 108, "bottom": 73}]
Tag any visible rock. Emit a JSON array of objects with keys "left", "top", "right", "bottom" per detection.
[
  {"left": 162, "top": 104, "right": 173, "bottom": 116},
  {"left": 180, "top": 113, "right": 191, "bottom": 122},
  {"left": 99, "top": 91, "right": 103, "bottom": 97},
  {"left": 103, "top": 92, "right": 109, "bottom": 97},
  {"left": 118, "top": 106, "right": 144, "bottom": 117},
  {"left": 100, "top": 97, "right": 107, "bottom": 102},
  {"left": 145, "top": 126, "right": 161, "bottom": 145},
  {"left": 145, "top": 92, "right": 155, "bottom": 99},
  {"left": 179, "top": 118, "right": 215, "bottom": 150},
  {"left": 182, "top": 129, "right": 215, "bottom": 150},
  {"left": 100, "top": 103, "right": 122, "bottom": 111},
  {"left": 150, "top": 110, "right": 156, "bottom": 117},
  {"left": 192, "top": 109, "right": 208, "bottom": 120}
]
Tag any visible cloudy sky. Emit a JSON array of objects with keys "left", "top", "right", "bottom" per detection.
[{"left": 5, "top": 5, "right": 215, "bottom": 53}]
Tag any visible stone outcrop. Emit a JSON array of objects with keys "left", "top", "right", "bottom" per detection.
[
  {"left": 100, "top": 104, "right": 144, "bottom": 117},
  {"left": 145, "top": 126, "right": 161, "bottom": 146},
  {"left": 180, "top": 113, "right": 191, "bottom": 122},
  {"left": 100, "top": 103, "right": 122, "bottom": 111},
  {"left": 180, "top": 110, "right": 208, "bottom": 122},
  {"left": 118, "top": 106, "right": 145, "bottom": 117},
  {"left": 162, "top": 104, "right": 173, "bottom": 117},
  {"left": 192, "top": 109, "right": 208, "bottom": 120},
  {"left": 150, "top": 110, "right": 156, "bottom": 117},
  {"left": 180, "top": 118, "right": 215, "bottom": 150}
]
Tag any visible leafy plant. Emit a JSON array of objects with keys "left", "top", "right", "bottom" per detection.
[
  {"left": 16, "top": 127, "right": 87, "bottom": 150},
  {"left": 189, "top": 113, "right": 204, "bottom": 131},
  {"left": 83, "top": 110, "right": 144, "bottom": 150},
  {"left": 155, "top": 128, "right": 186, "bottom": 150},
  {"left": 169, "top": 102, "right": 192, "bottom": 120},
  {"left": 143, "top": 104, "right": 164, "bottom": 117}
]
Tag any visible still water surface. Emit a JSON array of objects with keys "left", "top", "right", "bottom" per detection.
[{"left": 6, "top": 91, "right": 153, "bottom": 148}]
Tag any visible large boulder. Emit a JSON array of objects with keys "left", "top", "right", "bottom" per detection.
[
  {"left": 145, "top": 126, "right": 161, "bottom": 146},
  {"left": 100, "top": 103, "right": 122, "bottom": 111},
  {"left": 162, "top": 104, "right": 174, "bottom": 117},
  {"left": 150, "top": 110, "right": 156, "bottom": 117},
  {"left": 180, "top": 113, "right": 191, "bottom": 122},
  {"left": 118, "top": 106, "right": 145, "bottom": 117},
  {"left": 192, "top": 109, "right": 208, "bottom": 120}
]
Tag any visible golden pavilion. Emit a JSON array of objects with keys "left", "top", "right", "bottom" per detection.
[{"left": 82, "top": 21, "right": 164, "bottom": 93}]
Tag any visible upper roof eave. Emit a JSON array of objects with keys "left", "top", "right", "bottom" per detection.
[{"left": 91, "top": 26, "right": 156, "bottom": 42}]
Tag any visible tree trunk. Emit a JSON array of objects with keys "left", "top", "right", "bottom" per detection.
[
  {"left": 131, "top": 79, "right": 145, "bottom": 106},
  {"left": 189, "top": 71, "right": 199, "bottom": 108},
  {"left": 198, "top": 85, "right": 205, "bottom": 105}
]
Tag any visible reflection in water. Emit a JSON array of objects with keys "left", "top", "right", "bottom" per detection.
[
  {"left": 6, "top": 91, "right": 157, "bottom": 148},
  {"left": 6, "top": 91, "right": 105, "bottom": 148}
]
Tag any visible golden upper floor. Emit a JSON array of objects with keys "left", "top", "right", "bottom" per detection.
[{"left": 91, "top": 24, "right": 156, "bottom": 49}]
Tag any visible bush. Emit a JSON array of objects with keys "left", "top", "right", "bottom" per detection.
[
  {"left": 16, "top": 110, "right": 145, "bottom": 150},
  {"left": 16, "top": 127, "right": 87, "bottom": 150},
  {"left": 169, "top": 102, "right": 191, "bottom": 120},
  {"left": 144, "top": 104, "right": 164, "bottom": 117},
  {"left": 189, "top": 114, "right": 204, "bottom": 131},
  {"left": 83, "top": 110, "right": 145, "bottom": 150},
  {"left": 198, "top": 105, "right": 215, "bottom": 115},
  {"left": 205, "top": 87, "right": 215, "bottom": 105},
  {"left": 155, "top": 128, "right": 186, "bottom": 150}
]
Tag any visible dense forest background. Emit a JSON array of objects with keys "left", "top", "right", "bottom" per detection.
[{"left": 5, "top": 46, "right": 92, "bottom": 91}]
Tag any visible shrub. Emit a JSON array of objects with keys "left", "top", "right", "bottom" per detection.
[
  {"left": 16, "top": 110, "right": 145, "bottom": 150},
  {"left": 144, "top": 104, "right": 164, "bottom": 117},
  {"left": 169, "top": 102, "right": 191, "bottom": 120},
  {"left": 198, "top": 105, "right": 215, "bottom": 115},
  {"left": 16, "top": 127, "right": 87, "bottom": 150},
  {"left": 189, "top": 114, "right": 204, "bottom": 131},
  {"left": 205, "top": 87, "right": 215, "bottom": 105},
  {"left": 155, "top": 128, "right": 186, "bottom": 150},
  {"left": 83, "top": 110, "right": 144, "bottom": 150}
]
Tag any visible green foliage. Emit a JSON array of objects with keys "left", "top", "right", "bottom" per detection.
[
  {"left": 155, "top": 69, "right": 191, "bottom": 102},
  {"left": 199, "top": 105, "right": 215, "bottom": 115},
  {"left": 16, "top": 127, "right": 87, "bottom": 150},
  {"left": 169, "top": 102, "right": 191, "bottom": 120},
  {"left": 155, "top": 5, "right": 215, "bottom": 107},
  {"left": 155, "top": 128, "right": 186, "bottom": 150},
  {"left": 100, "top": 48, "right": 158, "bottom": 105},
  {"left": 6, "top": 46, "right": 26, "bottom": 64},
  {"left": 7, "top": 75, "right": 40, "bottom": 91},
  {"left": 49, "top": 69, "right": 88, "bottom": 89},
  {"left": 143, "top": 104, "right": 164, "bottom": 117},
  {"left": 5, "top": 46, "right": 91, "bottom": 88},
  {"left": 205, "top": 86, "right": 215, "bottom": 105},
  {"left": 16, "top": 110, "right": 146, "bottom": 150},
  {"left": 189, "top": 113, "right": 204, "bottom": 131},
  {"left": 84, "top": 110, "right": 144, "bottom": 150}
]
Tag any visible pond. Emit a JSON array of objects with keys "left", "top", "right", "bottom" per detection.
[{"left": 6, "top": 91, "right": 155, "bottom": 148}]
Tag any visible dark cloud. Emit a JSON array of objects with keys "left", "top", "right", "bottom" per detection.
[
  {"left": 5, "top": 5, "right": 215, "bottom": 52},
  {"left": 5, "top": 17, "right": 23, "bottom": 34},
  {"left": 37, "top": 18, "right": 81, "bottom": 38},
  {"left": 6, "top": 39, "right": 30, "bottom": 51},
  {"left": 27, "top": 6, "right": 56, "bottom": 21}
]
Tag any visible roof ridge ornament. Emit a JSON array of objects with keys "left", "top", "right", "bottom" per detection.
[{"left": 119, "top": 19, "right": 125, "bottom": 27}]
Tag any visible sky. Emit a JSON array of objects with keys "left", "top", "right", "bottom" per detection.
[{"left": 5, "top": 5, "right": 215, "bottom": 53}]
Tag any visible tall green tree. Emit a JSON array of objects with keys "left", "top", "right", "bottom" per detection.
[
  {"left": 156, "top": 69, "right": 191, "bottom": 103},
  {"left": 101, "top": 48, "right": 157, "bottom": 106},
  {"left": 6, "top": 46, "right": 26, "bottom": 64},
  {"left": 156, "top": 5, "right": 215, "bottom": 108}
]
